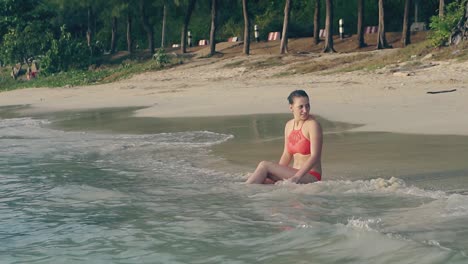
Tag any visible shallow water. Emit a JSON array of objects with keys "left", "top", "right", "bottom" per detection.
[{"left": 1, "top": 106, "right": 468, "bottom": 263}]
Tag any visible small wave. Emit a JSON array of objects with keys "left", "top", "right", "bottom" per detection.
[
  {"left": 442, "top": 194, "right": 468, "bottom": 217},
  {"left": 291, "top": 177, "right": 447, "bottom": 199},
  {"left": 125, "top": 131, "right": 234, "bottom": 147},
  {"left": 0, "top": 117, "right": 50, "bottom": 128},
  {"left": 346, "top": 217, "right": 382, "bottom": 232}
]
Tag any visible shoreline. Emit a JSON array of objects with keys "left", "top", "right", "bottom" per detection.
[{"left": 0, "top": 55, "right": 467, "bottom": 136}]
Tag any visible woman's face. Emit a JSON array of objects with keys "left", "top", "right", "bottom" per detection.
[{"left": 290, "top": 96, "right": 310, "bottom": 120}]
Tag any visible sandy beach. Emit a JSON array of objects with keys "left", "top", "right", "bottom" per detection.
[{"left": 0, "top": 49, "right": 467, "bottom": 135}]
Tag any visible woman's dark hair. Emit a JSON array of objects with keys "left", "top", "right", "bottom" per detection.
[{"left": 287, "top": 90, "right": 309, "bottom": 104}]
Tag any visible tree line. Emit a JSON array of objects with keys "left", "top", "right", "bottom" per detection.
[{"left": 0, "top": 0, "right": 458, "bottom": 73}]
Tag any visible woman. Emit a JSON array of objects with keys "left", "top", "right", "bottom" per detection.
[{"left": 246, "top": 90, "right": 323, "bottom": 184}]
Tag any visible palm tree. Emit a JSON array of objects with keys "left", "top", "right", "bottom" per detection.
[
  {"left": 108, "top": 1, "right": 126, "bottom": 54},
  {"left": 439, "top": 0, "right": 445, "bottom": 17},
  {"left": 242, "top": 0, "right": 250, "bottom": 55},
  {"left": 181, "top": 0, "right": 197, "bottom": 53},
  {"left": 376, "top": 0, "right": 391, "bottom": 49},
  {"left": 139, "top": 0, "right": 154, "bottom": 54},
  {"left": 209, "top": 0, "right": 218, "bottom": 56},
  {"left": 161, "top": 2, "right": 167, "bottom": 48},
  {"left": 126, "top": 7, "right": 133, "bottom": 53},
  {"left": 86, "top": 5, "right": 93, "bottom": 47},
  {"left": 356, "top": 0, "right": 366, "bottom": 48},
  {"left": 323, "top": 0, "right": 335, "bottom": 52},
  {"left": 402, "top": 0, "right": 411, "bottom": 47},
  {"left": 313, "top": 0, "right": 320, "bottom": 45},
  {"left": 280, "top": 0, "right": 292, "bottom": 54}
]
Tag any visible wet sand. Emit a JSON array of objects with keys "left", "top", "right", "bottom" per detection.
[{"left": 4, "top": 106, "right": 467, "bottom": 192}]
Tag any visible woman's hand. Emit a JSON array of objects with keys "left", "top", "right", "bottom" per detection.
[{"left": 289, "top": 175, "right": 302, "bottom": 183}]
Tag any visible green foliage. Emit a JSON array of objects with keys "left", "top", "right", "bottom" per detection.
[
  {"left": 0, "top": 23, "right": 51, "bottom": 65},
  {"left": 40, "top": 25, "right": 90, "bottom": 74},
  {"left": 0, "top": 54, "right": 182, "bottom": 91},
  {"left": 152, "top": 48, "right": 170, "bottom": 67},
  {"left": 429, "top": 0, "right": 467, "bottom": 47}
]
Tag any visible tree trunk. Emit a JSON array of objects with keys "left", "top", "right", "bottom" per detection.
[
  {"left": 181, "top": 0, "right": 197, "bottom": 53},
  {"left": 111, "top": 16, "right": 117, "bottom": 54},
  {"left": 140, "top": 0, "right": 154, "bottom": 54},
  {"left": 161, "top": 4, "right": 167, "bottom": 48},
  {"left": 377, "top": 0, "right": 391, "bottom": 49},
  {"left": 242, "top": 0, "right": 250, "bottom": 55},
  {"left": 86, "top": 5, "right": 93, "bottom": 47},
  {"left": 439, "top": 0, "right": 444, "bottom": 17},
  {"left": 357, "top": 0, "right": 366, "bottom": 48},
  {"left": 209, "top": 0, "right": 218, "bottom": 56},
  {"left": 313, "top": 0, "right": 320, "bottom": 45},
  {"left": 402, "top": 0, "right": 411, "bottom": 47},
  {"left": 280, "top": 0, "right": 292, "bottom": 54},
  {"left": 127, "top": 12, "right": 133, "bottom": 53},
  {"left": 323, "top": 0, "right": 335, "bottom": 52}
]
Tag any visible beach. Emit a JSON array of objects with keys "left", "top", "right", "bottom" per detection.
[
  {"left": 0, "top": 50, "right": 467, "bottom": 135},
  {"left": 1, "top": 51, "right": 468, "bottom": 263}
]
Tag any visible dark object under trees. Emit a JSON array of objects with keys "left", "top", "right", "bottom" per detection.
[
  {"left": 357, "top": 0, "right": 366, "bottom": 48},
  {"left": 323, "top": 0, "right": 335, "bottom": 52},
  {"left": 280, "top": 0, "right": 292, "bottom": 54},
  {"left": 377, "top": 0, "right": 391, "bottom": 49},
  {"left": 242, "top": 0, "right": 250, "bottom": 55},
  {"left": 181, "top": 0, "right": 197, "bottom": 53},
  {"left": 402, "top": 0, "right": 411, "bottom": 47},
  {"left": 313, "top": 0, "right": 320, "bottom": 45},
  {"left": 140, "top": 0, "right": 154, "bottom": 54},
  {"left": 209, "top": 0, "right": 218, "bottom": 56}
]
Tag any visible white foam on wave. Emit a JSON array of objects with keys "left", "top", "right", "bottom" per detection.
[
  {"left": 290, "top": 177, "right": 447, "bottom": 199},
  {"left": 0, "top": 117, "right": 50, "bottom": 128},
  {"left": 346, "top": 217, "right": 382, "bottom": 232}
]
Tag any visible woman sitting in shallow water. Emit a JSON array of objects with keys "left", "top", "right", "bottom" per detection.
[{"left": 246, "top": 90, "right": 323, "bottom": 184}]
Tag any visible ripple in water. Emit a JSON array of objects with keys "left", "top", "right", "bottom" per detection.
[{"left": 0, "top": 117, "right": 467, "bottom": 263}]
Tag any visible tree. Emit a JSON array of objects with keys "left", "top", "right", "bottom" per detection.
[
  {"left": 402, "top": 0, "right": 411, "bottom": 47},
  {"left": 242, "top": 0, "right": 250, "bottom": 55},
  {"left": 108, "top": 1, "right": 126, "bottom": 54},
  {"left": 161, "top": 3, "right": 167, "bottom": 48},
  {"left": 376, "top": 0, "right": 391, "bottom": 49},
  {"left": 127, "top": 9, "right": 133, "bottom": 53},
  {"left": 181, "top": 0, "right": 197, "bottom": 53},
  {"left": 139, "top": 0, "right": 154, "bottom": 54},
  {"left": 439, "top": 0, "right": 445, "bottom": 17},
  {"left": 209, "top": 0, "right": 218, "bottom": 56},
  {"left": 280, "top": 0, "right": 292, "bottom": 54},
  {"left": 357, "top": 0, "right": 367, "bottom": 48},
  {"left": 313, "top": 0, "right": 320, "bottom": 45},
  {"left": 323, "top": 0, "right": 335, "bottom": 52}
]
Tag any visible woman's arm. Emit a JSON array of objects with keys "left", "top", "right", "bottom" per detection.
[
  {"left": 279, "top": 122, "right": 292, "bottom": 166},
  {"left": 290, "top": 120, "right": 323, "bottom": 183}
]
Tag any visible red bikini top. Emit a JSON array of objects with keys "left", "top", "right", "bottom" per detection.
[{"left": 287, "top": 122, "right": 311, "bottom": 155}]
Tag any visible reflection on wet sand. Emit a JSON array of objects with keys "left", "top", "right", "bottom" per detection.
[{"left": 3, "top": 106, "right": 468, "bottom": 192}]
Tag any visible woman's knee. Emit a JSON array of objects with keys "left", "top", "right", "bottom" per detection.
[{"left": 257, "top": 160, "right": 271, "bottom": 169}]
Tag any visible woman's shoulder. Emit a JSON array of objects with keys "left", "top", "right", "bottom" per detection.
[{"left": 304, "top": 117, "right": 322, "bottom": 131}]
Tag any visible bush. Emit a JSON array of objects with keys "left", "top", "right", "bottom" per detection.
[
  {"left": 429, "top": 0, "right": 467, "bottom": 47},
  {"left": 40, "top": 25, "right": 90, "bottom": 74},
  {"left": 0, "top": 23, "right": 51, "bottom": 65},
  {"left": 152, "top": 48, "right": 170, "bottom": 67}
]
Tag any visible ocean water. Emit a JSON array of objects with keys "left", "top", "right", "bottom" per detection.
[{"left": 1, "top": 107, "right": 468, "bottom": 263}]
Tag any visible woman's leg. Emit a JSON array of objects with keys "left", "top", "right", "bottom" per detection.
[{"left": 246, "top": 161, "right": 300, "bottom": 184}]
